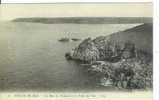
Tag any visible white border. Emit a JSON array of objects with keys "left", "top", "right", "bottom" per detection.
[
  {"left": 154, "top": 0, "right": 159, "bottom": 100},
  {"left": 1, "top": 0, "right": 153, "bottom": 3},
  {"left": 1, "top": 0, "right": 158, "bottom": 100}
]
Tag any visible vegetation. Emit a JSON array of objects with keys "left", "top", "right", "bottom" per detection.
[{"left": 88, "top": 55, "right": 152, "bottom": 89}]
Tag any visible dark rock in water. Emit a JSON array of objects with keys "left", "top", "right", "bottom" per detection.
[
  {"left": 58, "top": 38, "right": 69, "bottom": 42},
  {"left": 71, "top": 38, "right": 81, "bottom": 41},
  {"left": 65, "top": 52, "right": 72, "bottom": 60}
]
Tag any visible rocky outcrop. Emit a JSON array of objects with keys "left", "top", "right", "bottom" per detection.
[
  {"left": 67, "top": 36, "right": 137, "bottom": 63},
  {"left": 66, "top": 24, "right": 152, "bottom": 63},
  {"left": 72, "top": 38, "right": 100, "bottom": 62}
]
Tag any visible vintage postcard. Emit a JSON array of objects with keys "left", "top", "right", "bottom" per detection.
[{"left": 0, "top": 3, "right": 153, "bottom": 100}]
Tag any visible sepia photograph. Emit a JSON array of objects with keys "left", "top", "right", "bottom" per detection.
[{"left": 0, "top": 2, "right": 153, "bottom": 100}]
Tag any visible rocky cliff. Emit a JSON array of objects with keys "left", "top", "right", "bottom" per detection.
[
  {"left": 70, "top": 37, "right": 138, "bottom": 63},
  {"left": 67, "top": 23, "right": 152, "bottom": 63},
  {"left": 65, "top": 23, "right": 153, "bottom": 89}
]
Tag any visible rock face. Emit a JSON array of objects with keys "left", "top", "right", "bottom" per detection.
[
  {"left": 72, "top": 38, "right": 100, "bottom": 62},
  {"left": 69, "top": 36, "right": 137, "bottom": 63}
]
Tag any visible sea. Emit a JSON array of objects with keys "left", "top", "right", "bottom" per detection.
[{"left": 0, "top": 22, "right": 141, "bottom": 92}]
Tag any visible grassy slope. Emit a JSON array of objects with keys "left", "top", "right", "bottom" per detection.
[{"left": 107, "top": 23, "right": 153, "bottom": 54}]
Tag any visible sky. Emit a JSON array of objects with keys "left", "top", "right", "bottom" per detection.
[{"left": 0, "top": 3, "right": 152, "bottom": 21}]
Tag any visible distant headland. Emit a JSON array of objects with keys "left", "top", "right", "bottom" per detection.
[{"left": 12, "top": 17, "right": 152, "bottom": 24}]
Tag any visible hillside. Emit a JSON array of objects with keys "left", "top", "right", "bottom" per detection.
[
  {"left": 67, "top": 23, "right": 152, "bottom": 62},
  {"left": 108, "top": 23, "right": 152, "bottom": 53}
]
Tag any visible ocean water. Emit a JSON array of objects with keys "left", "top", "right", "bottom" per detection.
[{"left": 0, "top": 22, "right": 141, "bottom": 92}]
